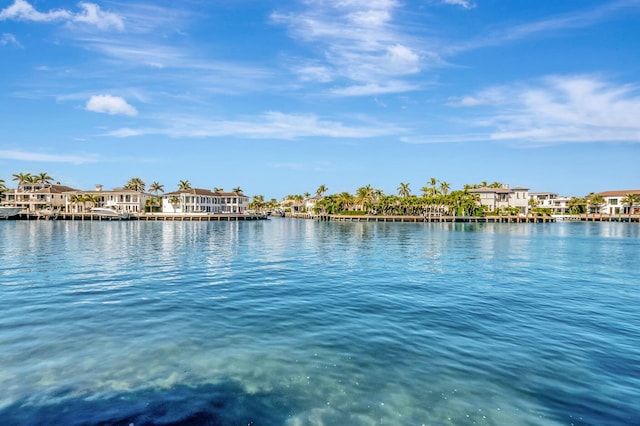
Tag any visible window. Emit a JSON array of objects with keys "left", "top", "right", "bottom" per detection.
[{"left": 610, "top": 198, "right": 618, "bottom": 205}]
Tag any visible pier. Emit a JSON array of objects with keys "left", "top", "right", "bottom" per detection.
[{"left": 311, "top": 214, "right": 555, "bottom": 223}]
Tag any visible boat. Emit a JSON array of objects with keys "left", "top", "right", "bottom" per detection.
[
  {"left": 91, "top": 206, "right": 130, "bottom": 220},
  {"left": 0, "top": 206, "right": 23, "bottom": 219}
]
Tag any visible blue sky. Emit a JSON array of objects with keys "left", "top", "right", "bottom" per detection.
[{"left": 1, "top": 0, "right": 639, "bottom": 200}]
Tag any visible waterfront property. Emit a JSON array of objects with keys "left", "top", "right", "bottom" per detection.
[
  {"left": 162, "top": 188, "right": 249, "bottom": 214},
  {"left": 529, "top": 192, "right": 571, "bottom": 214},
  {"left": 3, "top": 182, "right": 78, "bottom": 213},
  {"left": 65, "top": 185, "right": 151, "bottom": 215},
  {"left": 468, "top": 185, "right": 529, "bottom": 214},
  {"left": 598, "top": 189, "right": 640, "bottom": 215}
]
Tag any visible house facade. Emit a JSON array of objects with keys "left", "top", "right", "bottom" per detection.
[
  {"left": 598, "top": 190, "right": 640, "bottom": 215},
  {"left": 3, "top": 182, "right": 78, "bottom": 212},
  {"left": 162, "top": 189, "right": 249, "bottom": 214},
  {"left": 529, "top": 192, "right": 571, "bottom": 214},
  {"left": 468, "top": 186, "right": 530, "bottom": 214},
  {"left": 64, "top": 185, "right": 150, "bottom": 214}
]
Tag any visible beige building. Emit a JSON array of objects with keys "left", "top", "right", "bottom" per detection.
[
  {"left": 3, "top": 182, "right": 78, "bottom": 212},
  {"left": 469, "top": 186, "right": 529, "bottom": 214}
]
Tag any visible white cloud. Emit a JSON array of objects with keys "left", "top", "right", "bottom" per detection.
[
  {"left": 0, "top": 33, "right": 21, "bottom": 46},
  {"left": 0, "top": 150, "right": 96, "bottom": 164},
  {"left": 442, "top": 0, "right": 476, "bottom": 9},
  {"left": 72, "top": 2, "right": 124, "bottom": 31},
  {"left": 330, "top": 81, "right": 419, "bottom": 96},
  {"left": 0, "top": 0, "right": 71, "bottom": 22},
  {"left": 420, "top": 75, "right": 640, "bottom": 145},
  {"left": 0, "top": 0, "right": 123, "bottom": 31},
  {"left": 86, "top": 95, "right": 138, "bottom": 116},
  {"left": 103, "top": 111, "right": 401, "bottom": 140},
  {"left": 271, "top": 0, "right": 428, "bottom": 95},
  {"left": 447, "top": 0, "right": 640, "bottom": 55}
]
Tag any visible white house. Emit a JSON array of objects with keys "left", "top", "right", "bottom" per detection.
[
  {"left": 598, "top": 190, "right": 640, "bottom": 215},
  {"left": 162, "top": 189, "right": 249, "bottom": 214},
  {"left": 64, "top": 185, "right": 151, "bottom": 214},
  {"left": 468, "top": 186, "right": 529, "bottom": 214},
  {"left": 529, "top": 192, "right": 571, "bottom": 214}
]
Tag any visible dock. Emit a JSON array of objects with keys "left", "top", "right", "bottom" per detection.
[{"left": 311, "top": 214, "right": 555, "bottom": 223}]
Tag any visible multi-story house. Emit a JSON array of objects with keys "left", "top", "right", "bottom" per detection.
[
  {"left": 161, "top": 189, "right": 248, "bottom": 214},
  {"left": 3, "top": 182, "right": 78, "bottom": 212},
  {"left": 598, "top": 190, "right": 640, "bottom": 215},
  {"left": 64, "top": 185, "right": 150, "bottom": 214},
  {"left": 468, "top": 185, "right": 529, "bottom": 214},
  {"left": 529, "top": 192, "right": 571, "bottom": 214}
]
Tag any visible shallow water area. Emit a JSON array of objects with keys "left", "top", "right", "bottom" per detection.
[{"left": 1, "top": 219, "right": 639, "bottom": 425}]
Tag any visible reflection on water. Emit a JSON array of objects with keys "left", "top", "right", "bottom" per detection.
[{"left": 0, "top": 220, "right": 639, "bottom": 425}]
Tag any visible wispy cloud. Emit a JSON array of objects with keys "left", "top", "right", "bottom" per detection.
[
  {"left": 0, "top": 33, "right": 21, "bottom": 46},
  {"left": 409, "top": 75, "right": 640, "bottom": 145},
  {"left": 441, "top": 0, "right": 476, "bottom": 10},
  {"left": 0, "top": 150, "right": 97, "bottom": 164},
  {"left": 448, "top": 0, "right": 640, "bottom": 54},
  {"left": 271, "top": 0, "right": 427, "bottom": 96},
  {"left": 104, "top": 111, "right": 401, "bottom": 140},
  {"left": 0, "top": 0, "right": 124, "bottom": 31},
  {"left": 86, "top": 95, "right": 138, "bottom": 116}
]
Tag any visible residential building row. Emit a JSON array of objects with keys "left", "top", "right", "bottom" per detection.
[
  {"left": 1, "top": 183, "right": 249, "bottom": 215},
  {"left": 2, "top": 181, "right": 639, "bottom": 216}
]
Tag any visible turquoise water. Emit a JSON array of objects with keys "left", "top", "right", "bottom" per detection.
[{"left": 0, "top": 219, "right": 639, "bottom": 425}]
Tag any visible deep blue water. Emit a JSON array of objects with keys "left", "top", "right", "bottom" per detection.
[{"left": 0, "top": 219, "right": 639, "bottom": 425}]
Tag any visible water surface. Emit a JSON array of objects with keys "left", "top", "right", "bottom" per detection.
[{"left": 1, "top": 219, "right": 639, "bottom": 425}]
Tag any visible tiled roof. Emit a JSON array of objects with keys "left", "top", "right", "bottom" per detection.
[
  {"left": 598, "top": 190, "right": 640, "bottom": 197},
  {"left": 468, "top": 187, "right": 512, "bottom": 194}
]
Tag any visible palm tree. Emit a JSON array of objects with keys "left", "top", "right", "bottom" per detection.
[
  {"left": 213, "top": 187, "right": 224, "bottom": 192},
  {"left": 439, "top": 181, "right": 450, "bottom": 196},
  {"left": 169, "top": 196, "right": 180, "bottom": 212},
  {"left": 149, "top": 181, "right": 164, "bottom": 195},
  {"left": 528, "top": 197, "right": 539, "bottom": 216},
  {"left": 12, "top": 172, "right": 33, "bottom": 186},
  {"left": 232, "top": 186, "right": 243, "bottom": 193},
  {"left": 316, "top": 184, "right": 328, "bottom": 197},
  {"left": 586, "top": 193, "right": 605, "bottom": 219},
  {"left": 567, "top": 197, "right": 586, "bottom": 215},
  {"left": 356, "top": 185, "right": 375, "bottom": 213},
  {"left": 125, "top": 177, "right": 146, "bottom": 192},
  {"left": 429, "top": 177, "right": 438, "bottom": 196},
  {"left": 35, "top": 172, "right": 53, "bottom": 184},
  {"left": 178, "top": 180, "right": 192, "bottom": 191},
  {"left": 337, "top": 192, "right": 354, "bottom": 212},
  {"left": 67, "top": 194, "right": 81, "bottom": 212},
  {"left": 0, "top": 179, "right": 8, "bottom": 200},
  {"left": 621, "top": 193, "right": 640, "bottom": 218},
  {"left": 397, "top": 182, "right": 411, "bottom": 198}
]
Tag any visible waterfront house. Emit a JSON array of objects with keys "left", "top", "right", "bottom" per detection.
[
  {"left": 64, "top": 185, "right": 150, "bottom": 214},
  {"left": 529, "top": 192, "right": 571, "bottom": 214},
  {"left": 4, "top": 182, "right": 79, "bottom": 212},
  {"left": 468, "top": 186, "right": 529, "bottom": 214},
  {"left": 161, "top": 189, "right": 249, "bottom": 214},
  {"left": 598, "top": 190, "right": 640, "bottom": 215}
]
